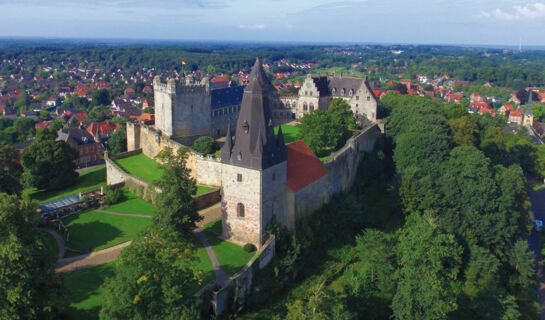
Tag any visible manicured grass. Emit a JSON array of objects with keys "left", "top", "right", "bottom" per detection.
[
  {"left": 24, "top": 166, "right": 106, "bottom": 202},
  {"left": 61, "top": 262, "right": 116, "bottom": 320},
  {"left": 115, "top": 153, "right": 163, "bottom": 184},
  {"left": 274, "top": 124, "right": 301, "bottom": 145},
  {"left": 62, "top": 210, "right": 151, "bottom": 256},
  {"left": 39, "top": 230, "right": 59, "bottom": 260},
  {"left": 103, "top": 188, "right": 156, "bottom": 215},
  {"left": 203, "top": 219, "right": 255, "bottom": 276},
  {"left": 115, "top": 153, "right": 216, "bottom": 195}
]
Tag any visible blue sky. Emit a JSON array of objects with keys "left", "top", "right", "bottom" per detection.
[{"left": 2, "top": 0, "right": 545, "bottom": 45}]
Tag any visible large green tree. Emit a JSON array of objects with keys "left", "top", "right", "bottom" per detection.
[
  {"left": 0, "top": 194, "right": 61, "bottom": 319},
  {"left": 0, "top": 145, "right": 23, "bottom": 195},
  {"left": 99, "top": 229, "right": 202, "bottom": 320},
  {"left": 299, "top": 110, "right": 344, "bottom": 157},
  {"left": 21, "top": 136, "right": 78, "bottom": 191},
  {"left": 107, "top": 126, "right": 127, "bottom": 155},
  {"left": 153, "top": 147, "right": 201, "bottom": 238}
]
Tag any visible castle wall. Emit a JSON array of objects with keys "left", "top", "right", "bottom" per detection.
[
  {"left": 154, "top": 77, "right": 175, "bottom": 136},
  {"left": 260, "top": 161, "right": 287, "bottom": 237},
  {"left": 172, "top": 83, "right": 212, "bottom": 138}
]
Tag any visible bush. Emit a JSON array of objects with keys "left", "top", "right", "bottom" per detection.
[
  {"left": 192, "top": 136, "right": 218, "bottom": 154},
  {"left": 243, "top": 243, "right": 256, "bottom": 253},
  {"left": 103, "top": 185, "right": 124, "bottom": 205}
]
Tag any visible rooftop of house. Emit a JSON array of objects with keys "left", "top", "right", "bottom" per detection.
[
  {"left": 57, "top": 127, "right": 97, "bottom": 146},
  {"left": 211, "top": 86, "right": 244, "bottom": 110},
  {"left": 286, "top": 140, "right": 328, "bottom": 193}
]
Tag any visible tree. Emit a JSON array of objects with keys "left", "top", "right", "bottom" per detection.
[
  {"left": 299, "top": 110, "right": 344, "bottom": 157},
  {"left": 392, "top": 212, "right": 463, "bottom": 320},
  {"left": 0, "top": 194, "right": 61, "bottom": 319},
  {"left": 107, "top": 127, "right": 127, "bottom": 155},
  {"left": 13, "top": 117, "right": 36, "bottom": 142},
  {"left": 0, "top": 145, "right": 23, "bottom": 195},
  {"left": 35, "top": 128, "right": 57, "bottom": 142},
  {"left": 91, "top": 89, "right": 112, "bottom": 106},
  {"left": 329, "top": 98, "right": 356, "bottom": 130},
  {"left": 285, "top": 280, "right": 352, "bottom": 320},
  {"left": 87, "top": 105, "right": 109, "bottom": 121},
  {"left": 21, "top": 139, "right": 78, "bottom": 191},
  {"left": 448, "top": 116, "right": 479, "bottom": 146},
  {"left": 39, "top": 110, "right": 50, "bottom": 121},
  {"left": 206, "top": 64, "right": 216, "bottom": 74},
  {"left": 153, "top": 147, "right": 201, "bottom": 238},
  {"left": 100, "top": 229, "right": 202, "bottom": 320},
  {"left": 14, "top": 91, "right": 32, "bottom": 112},
  {"left": 192, "top": 136, "right": 218, "bottom": 154}
]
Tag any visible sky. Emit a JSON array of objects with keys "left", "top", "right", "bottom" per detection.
[{"left": 1, "top": 0, "right": 545, "bottom": 46}]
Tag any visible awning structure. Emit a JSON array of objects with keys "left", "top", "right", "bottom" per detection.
[{"left": 40, "top": 194, "right": 84, "bottom": 217}]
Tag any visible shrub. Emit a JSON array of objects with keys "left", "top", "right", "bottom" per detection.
[
  {"left": 103, "top": 185, "right": 124, "bottom": 205},
  {"left": 192, "top": 136, "right": 218, "bottom": 154},
  {"left": 243, "top": 243, "right": 256, "bottom": 253}
]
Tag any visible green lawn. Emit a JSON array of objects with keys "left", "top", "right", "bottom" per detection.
[
  {"left": 115, "top": 153, "right": 163, "bottom": 184},
  {"left": 62, "top": 210, "right": 151, "bottom": 256},
  {"left": 24, "top": 166, "right": 106, "bottom": 202},
  {"left": 61, "top": 262, "right": 116, "bottom": 320},
  {"left": 39, "top": 230, "right": 59, "bottom": 260},
  {"left": 203, "top": 219, "right": 255, "bottom": 276},
  {"left": 274, "top": 124, "right": 301, "bottom": 145},
  {"left": 103, "top": 188, "right": 156, "bottom": 215},
  {"left": 115, "top": 153, "right": 216, "bottom": 195}
]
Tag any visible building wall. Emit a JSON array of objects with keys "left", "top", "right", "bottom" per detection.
[
  {"left": 348, "top": 83, "right": 378, "bottom": 120},
  {"left": 171, "top": 78, "right": 212, "bottom": 139},
  {"left": 153, "top": 76, "right": 175, "bottom": 136},
  {"left": 260, "top": 162, "right": 287, "bottom": 238},
  {"left": 221, "top": 164, "right": 263, "bottom": 247}
]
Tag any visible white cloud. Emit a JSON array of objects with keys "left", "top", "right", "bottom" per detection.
[
  {"left": 482, "top": 2, "right": 545, "bottom": 20},
  {"left": 238, "top": 23, "right": 265, "bottom": 30}
]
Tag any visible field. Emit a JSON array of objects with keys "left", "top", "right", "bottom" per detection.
[
  {"left": 274, "top": 124, "right": 301, "bottom": 145},
  {"left": 24, "top": 166, "right": 106, "bottom": 202},
  {"left": 203, "top": 219, "right": 255, "bottom": 275},
  {"left": 115, "top": 153, "right": 216, "bottom": 195},
  {"left": 62, "top": 210, "right": 151, "bottom": 256},
  {"left": 103, "top": 188, "right": 156, "bottom": 215},
  {"left": 61, "top": 262, "right": 116, "bottom": 320}
]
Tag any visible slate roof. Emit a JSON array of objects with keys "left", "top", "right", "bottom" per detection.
[
  {"left": 57, "top": 127, "right": 96, "bottom": 146},
  {"left": 286, "top": 140, "right": 328, "bottom": 193},
  {"left": 328, "top": 76, "right": 365, "bottom": 98},
  {"left": 221, "top": 58, "right": 287, "bottom": 170},
  {"left": 211, "top": 86, "right": 244, "bottom": 110},
  {"left": 311, "top": 76, "right": 330, "bottom": 97}
]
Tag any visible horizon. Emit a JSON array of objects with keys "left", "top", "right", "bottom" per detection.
[{"left": 2, "top": 1, "right": 545, "bottom": 47}]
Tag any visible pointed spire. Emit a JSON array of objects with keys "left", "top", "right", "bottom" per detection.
[
  {"left": 528, "top": 90, "right": 533, "bottom": 106},
  {"left": 221, "top": 121, "right": 233, "bottom": 161},
  {"left": 276, "top": 125, "right": 285, "bottom": 147}
]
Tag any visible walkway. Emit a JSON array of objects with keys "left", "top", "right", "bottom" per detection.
[
  {"left": 194, "top": 228, "right": 229, "bottom": 286},
  {"left": 39, "top": 228, "right": 65, "bottom": 258},
  {"left": 55, "top": 202, "right": 224, "bottom": 278},
  {"left": 56, "top": 241, "right": 131, "bottom": 273}
]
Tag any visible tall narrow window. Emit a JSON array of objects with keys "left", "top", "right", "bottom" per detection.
[
  {"left": 237, "top": 173, "right": 242, "bottom": 182},
  {"left": 237, "top": 203, "right": 245, "bottom": 218}
]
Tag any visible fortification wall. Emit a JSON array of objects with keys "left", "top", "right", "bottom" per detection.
[
  {"left": 209, "top": 236, "right": 276, "bottom": 316},
  {"left": 105, "top": 149, "right": 220, "bottom": 208}
]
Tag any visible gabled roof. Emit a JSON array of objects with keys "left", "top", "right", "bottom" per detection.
[
  {"left": 86, "top": 122, "right": 119, "bottom": 136},
  {"left": 286, "top": 140, "right": 328, "bottom": 192},
  {"left": 57, "top": 127, "right": 96, "bottom": 146}
]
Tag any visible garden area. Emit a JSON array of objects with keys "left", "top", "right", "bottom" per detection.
[
  {"left": 24, "top": 166, "right": 106, "bottom": 202},
  {"left": 274, "top": 124, "right": 301, "bottom": 145},
  {"left": 61, "top": 210, "right": 152, "bottom": 257},
  {"left": 115, "top": 153, "right": 215, "bottom": 195},
  {"left": 102, "top": 187, "right": 156, "bottom": 215}
]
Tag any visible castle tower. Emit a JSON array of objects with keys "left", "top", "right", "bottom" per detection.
[
  {"left": 524, "top": 91, "right": 534, "bottom": 126},
  {"left": 220, "top": 58, "right": 287, "bottom": 247}
]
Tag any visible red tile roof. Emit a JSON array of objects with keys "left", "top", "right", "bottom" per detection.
[
  {"left": 211, "top": 76, "right": 229, "bottom": 83},
  {"left": 86, "top": 121, "right": 119, "bottom": 136},
  {"left": 286, "top": 140, "right": 328, "bottom": 193}
]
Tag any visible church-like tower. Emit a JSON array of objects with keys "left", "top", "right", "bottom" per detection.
[{"left": 220, "top": 58, "right": 287, "bottom": 247}]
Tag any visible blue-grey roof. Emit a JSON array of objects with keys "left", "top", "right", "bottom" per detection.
[
  {"left": 40, "top": 194, "right": 83, "bottom": 216},
  {"left": 211, "top": 86, "right": 244, "bottom": 110}
]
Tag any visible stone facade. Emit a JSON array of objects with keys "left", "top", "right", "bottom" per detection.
[{"left": 284, "top": 73, "right": 378, "bottom": 121}]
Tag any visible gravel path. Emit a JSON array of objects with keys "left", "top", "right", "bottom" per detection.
[
  {"left": 39, "top": 228, "right": 65, "bottom": 258},
  {"left": 95, "top": 209, "right": 153, "bottom": 219},
  {"left": 56, "top": 241, "right": 131, "bottom": 273},
  {"left": 194, "top": 228, "right": 228, "bottom": 286}
]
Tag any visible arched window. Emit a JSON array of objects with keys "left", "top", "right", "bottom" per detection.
[
  {"left": 349, "top": 89, "right": 354, "bottom": 96},
  {"left": 341, "top": 88, "right": 346, "bottom": 95},
  {"left": 332, "top": 88, "right": 337, "bottom": 94},
  {"left": 237, "top": 203, "right": 245, "bottom": 218},
  {"left": 310, "top": 103, "right": 314, "bottom": 111},
  {"left": 303, "top": 102, "right": 308, "bottom": 111}
]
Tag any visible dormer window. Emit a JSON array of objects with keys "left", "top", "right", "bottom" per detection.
[
  {"left": 341, "top": 88, "right": 346, "bottom": 95},
  {"left": 242, "top": 120, "right": 249, "bottom": 134},
  {"left": 332, "top": 88, "right": 337, "bottom": 94},
  {"left": 349, "top": 89, "right": 354, "bottom": 96}
]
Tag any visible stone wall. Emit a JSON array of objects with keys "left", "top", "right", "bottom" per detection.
[
  {"left": 105, "top": 149, "right": 220, "bottom": 208},
  {"left": 210, "top": 236, "right": 276, "bottom": 316}
]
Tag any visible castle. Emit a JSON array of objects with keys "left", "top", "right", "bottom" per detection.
[
  {"left": 152, "top": 61, "right": 378, "bottom": 145},
  {"left": 119, "top": 59, "right": 379, "bottom": 248}
]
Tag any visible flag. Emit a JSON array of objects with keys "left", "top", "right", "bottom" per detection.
[{"left": 181, "top": 60, "right": 187, "bottom": 65}]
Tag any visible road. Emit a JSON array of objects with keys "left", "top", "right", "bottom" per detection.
[
  {"left": 529, "top": 190, "right": 545, "bottom": 320},
  {"left": 526, "top": 124, "right": 544, "bottom": 145}
]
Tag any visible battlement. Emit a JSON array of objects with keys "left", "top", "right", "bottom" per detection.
[{"left": 153, "top": 75, "right": 210, "bottom": 96}]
